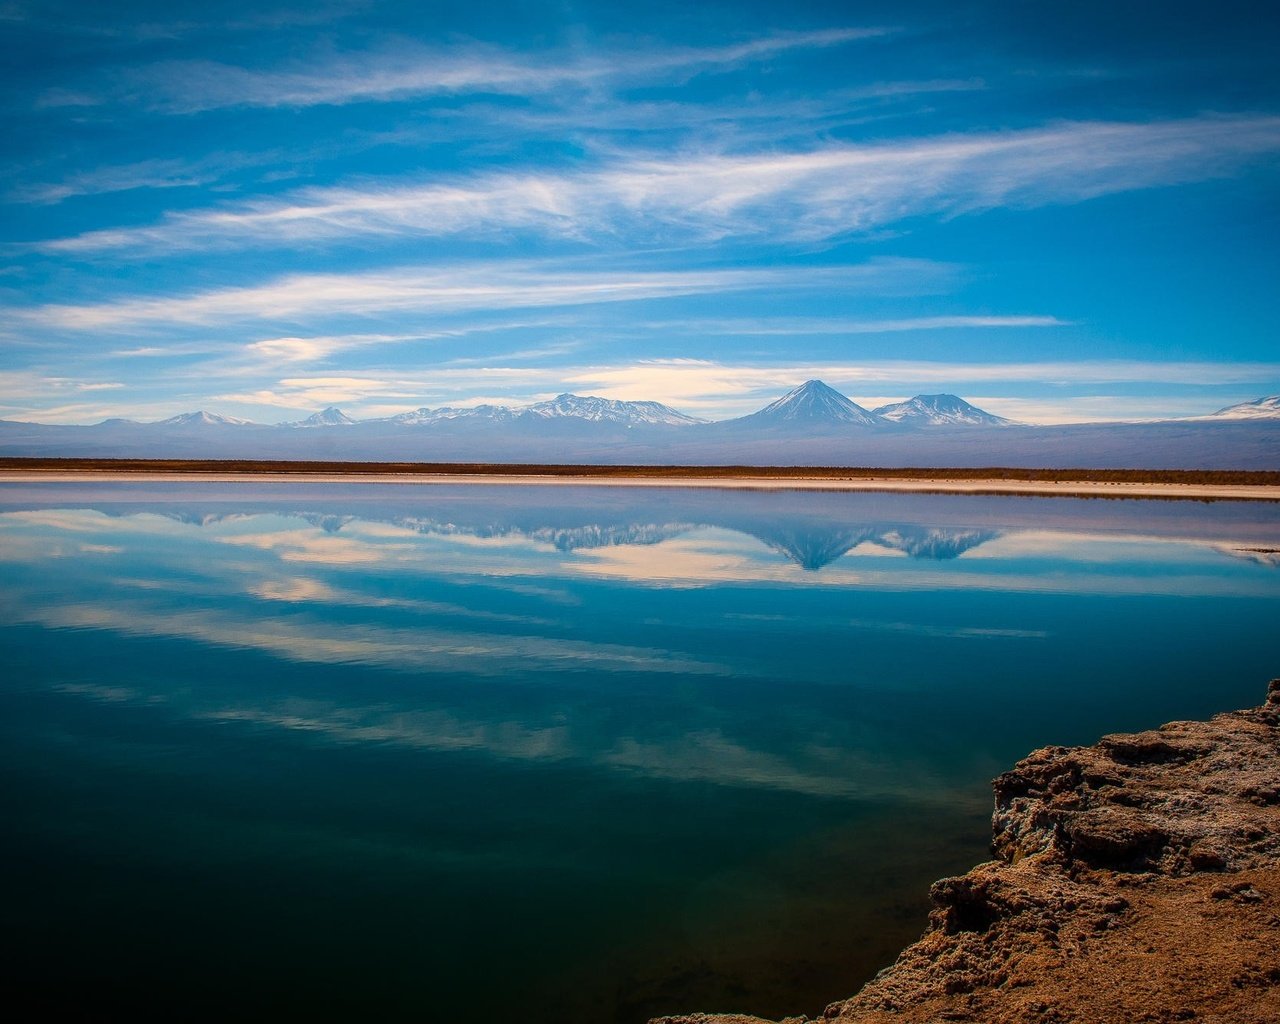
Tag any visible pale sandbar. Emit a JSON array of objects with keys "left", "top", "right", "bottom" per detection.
[{"left": 2, "top": 470, "right": 1278, "bottom": 502}]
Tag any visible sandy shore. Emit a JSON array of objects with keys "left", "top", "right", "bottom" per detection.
[{"left": 1, "top": 469, "right": 1279, "bottom": 501}]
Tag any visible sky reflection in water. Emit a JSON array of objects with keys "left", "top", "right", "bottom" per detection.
[{"left": 1, "top": 483, "right": 1278, "bottom": 1022}]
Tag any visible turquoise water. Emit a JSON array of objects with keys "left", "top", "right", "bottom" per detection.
[{"left": 2, "top": 482, "right": 1278, "bottom": 1021}]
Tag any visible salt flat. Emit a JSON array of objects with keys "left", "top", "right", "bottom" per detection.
[{"left": 2, "top": 469, "right": 1278, "bottom": 502}]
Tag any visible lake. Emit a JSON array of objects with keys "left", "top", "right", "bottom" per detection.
[{"left": 2, "top": 481, "right": 1278, "bottom": 1022}]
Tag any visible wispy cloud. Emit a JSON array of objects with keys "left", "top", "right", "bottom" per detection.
[
  {"left": 243, "top": 333, "right": 443, "bottom": 364},
  {"left": 10, "top": 156, "right": 225, "bottom": 205},
  {"left": 634, "top": 314, "right": 1069, "bottom": 336},
  {"left": 38, "top": 115, "right": 1280, "bottom": 254},
  {"left": 236, "top": 317, "right": 576, "bottom": 365},
  {"left": 0, "top": 371, "right": 127, "bottom": 397},
  {"left": 8, "top": 1, "right": 365, "bottom": 45},
  {"left": 449, "top": 79, "right": 984, "bottom": 144},
  {"left": 90, "top": 28, "right": 885, "bottom": 113},
  {"left": 212, "top": 377, "right": 424, "bottom": 411},
  {"left": 18, "top": 258, "right": 946, "bottom": 332}
]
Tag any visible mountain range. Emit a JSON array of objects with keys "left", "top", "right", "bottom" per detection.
[
  {"left": 10, "top": 489, "right": 1278, "bottom": 573},
  {"left": 1203, "top": 396, "right": 1280, "bottom": 421},
  {"left": 381, "top": 393, "right": 704, "bottom": 429},
  {"left": 1, "top": 381, "right": 1277, "bottom": 468},
  {"left": 871, "top": 393, "right": 1014, "bottom": 427}
]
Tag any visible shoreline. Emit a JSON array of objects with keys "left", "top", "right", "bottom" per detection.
[
  {"left": 2, "top": 468, "right": 1280, "bottom": 501},
  {"left": 652, "top": 681, "right": 1280, "bottom": 1024}
]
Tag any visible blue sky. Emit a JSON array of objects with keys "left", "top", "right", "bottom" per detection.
[{"left": 2, "top": 0, "right": 1279, "bottom": 424}]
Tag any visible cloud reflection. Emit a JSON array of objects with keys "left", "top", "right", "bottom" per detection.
[{"left": 0, "top": 487, "right": 1276, "bottom": 806}]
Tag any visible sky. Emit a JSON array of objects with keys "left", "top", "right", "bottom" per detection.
[{"left": 2, "top": 0, "right": 1279, "bottom": 425}]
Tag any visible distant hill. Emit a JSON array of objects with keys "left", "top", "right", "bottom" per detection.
[
  {"left": 386, "top": 405, "right": 519, "bottom": 426},
  {"left": 1, "top": 384, "right": 1276, "bottom": 468},
  {"left": 1206, "top": 396, "right": 1280, "bottom": 420},
  {"left": 380, "top": 394, "right": 703, "bottom": 429},
  {"left": 158, "top": 411, "right": 257, "bottom": 427},
  {"left": 521, "top": 393, "right": 705, "bottom": 427},
  {"left": 872, "top": 393, "right": 1014, "bottom": 427}
]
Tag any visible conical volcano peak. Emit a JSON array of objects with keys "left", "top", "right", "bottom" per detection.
[
  {"left": 740, "top": 379, "right": 881, "bottom": 427},
  {"left": 789, "top": 379, "right": 843, "bottom": 399},
  {"left": 288, "top": 407, "right": 356, "bottom": 427}
]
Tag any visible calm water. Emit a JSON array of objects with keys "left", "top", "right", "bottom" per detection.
[{"left": 2, "top": 482, "right": 1278, "bottom": 1021}]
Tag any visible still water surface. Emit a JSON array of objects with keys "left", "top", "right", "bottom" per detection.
[{"left": 2, "top": 482, "right": 1278, "bottom": 1021}]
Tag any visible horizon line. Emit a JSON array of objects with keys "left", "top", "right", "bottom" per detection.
[{"left": 2, "top": 381, "right": 1276, "bottom": 428}]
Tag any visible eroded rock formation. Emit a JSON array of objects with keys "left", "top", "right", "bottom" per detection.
[{"left": 653, "top": 681, "right": 1280, "bottom": 1024}]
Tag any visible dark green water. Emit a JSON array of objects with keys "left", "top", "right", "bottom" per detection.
[{"left": 1, "top": 482, "right": 1278, "bottom": 1021}]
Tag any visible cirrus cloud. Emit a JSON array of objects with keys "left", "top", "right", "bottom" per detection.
[{"left": 36, "top": 115, "right": 1280, "bottom": 255}]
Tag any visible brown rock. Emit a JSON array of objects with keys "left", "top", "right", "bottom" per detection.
[{"left": 653, "top": 681, "right": 1280, "bottom": 1024}]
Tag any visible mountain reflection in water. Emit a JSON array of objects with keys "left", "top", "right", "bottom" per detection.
[
  {"left": 1, "top": 481, "right": 1278, "bottom": 1024},
  {"left": 295, "top": 513, "right": 1003, "bottom": 569}
]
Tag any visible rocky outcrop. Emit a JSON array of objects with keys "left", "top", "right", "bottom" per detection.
[{"left": 653, "top": 681, "right": 1280, "bottom": 1024}]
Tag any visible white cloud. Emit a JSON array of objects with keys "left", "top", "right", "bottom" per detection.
[
  {"left": 37, "top": 115, "right": 1280, "bottom": 254},
  {"left": 213, "top": 377, "right": 423, "bottom": 410},
  {"left": 10, "top": 156, "right": 225, "bottom": 205},
  {"left": 236, "top": 318, "right": 575, "bottom": 365},
  {"left": 109, "top": 28, "right": 886, "bottom": 113},
  {"left": 109, "top": 342, "right": 222, "bottom": 358},
  {"left": 20, "top": 258, "right": 943, "bottom": 332},
  {"left": 454, "top": 79, "right": 984, "bottom": 143},
  {"left": 634, "top": 314, "right": 1069, "bottom": 336},
  {"left": 244, "top": 333, "right": 421, "bottom": 363}
]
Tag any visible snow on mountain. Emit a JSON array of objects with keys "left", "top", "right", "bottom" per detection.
[
  {"left": 730, "top": 380, "right": 881, "bottom": 428},
  {"left": 521, "top": 394, "right": 705, "bottom": 426},
  {"left": 873, "top": 527, "right": 1004, "bottom": 559},
  {"left": 376, "top": 395, "right": 704, "bottom": 428},
  {"left": 872, "top": 394, "right": 1015, "bottom": 426},
  {"left": 756, "top": 524, "right": 1003, "bottom": 568},
  {"left": 157, "top": 410, "right": 257, "bottom": 427},
  {"left": 387, "top": 404, "right": 521, "bottom": 426},
  {"left": 756, "top": 525, "right": 880, "bottom": 570},
  {"left": 285, "top": 407, "right": 355, "bottom": 428},
  {"left": 1206, "top": 396, "right": 1280, "bottom": 420}
]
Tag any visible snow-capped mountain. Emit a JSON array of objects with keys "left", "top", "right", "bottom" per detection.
[
  {"left": 3, "top": 385, "right": 1276, "bottom": 467},
  {"left": 873, "top": 526, "right": 1003, "bottom": 559},
  {"left": 379, "top": 395, "right": 702, "bottom": 428},
  {"left": 385, "top": 404, "right": 519, "bottom": 426},
  {"left": 756, "top": 523, "right": 1003, "bottom": 569},
  {"left": 286, "top": 407, "right": 356, "bottom": 428},
  {"left": 522, "top": 394, "right": 705, "bottom": 426},
  {"left": 727, "top": 380, "right": 881, "bottom": 429},
  {"left": 1206, "top": 396, "right": 1280, "bottom": 420},
  {"left": 158, "top": 411, "right": 257, "bottom": 427},
  {"left": 872, "top": 394, "right": 1015, "bottom": 427}
]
